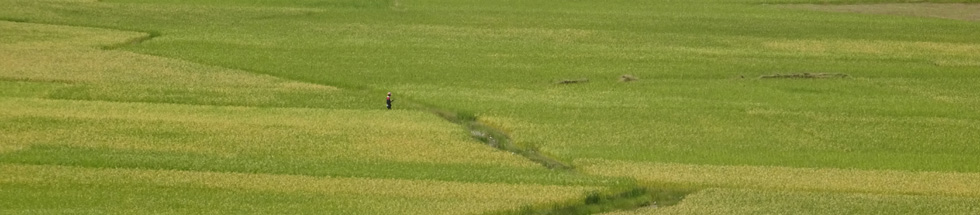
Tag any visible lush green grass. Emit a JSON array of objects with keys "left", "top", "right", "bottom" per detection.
[{"left": 2, "top": 0, "right": 980, "bottom": 213}]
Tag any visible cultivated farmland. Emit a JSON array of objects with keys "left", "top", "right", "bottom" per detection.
[{"left": 2, "top": 0, "right": 979, "bottom": 214}]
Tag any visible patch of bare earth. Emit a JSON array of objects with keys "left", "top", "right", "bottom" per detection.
[{"left": 786, "top": 3, "right": 980, "bottom": 22}]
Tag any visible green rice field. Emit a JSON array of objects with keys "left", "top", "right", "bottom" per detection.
[{"left": 2, "top": 0, "right": 979, "bottom": 214}]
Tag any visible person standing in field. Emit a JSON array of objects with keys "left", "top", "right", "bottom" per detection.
[{"left": 386, "top": 92, "right": 393, "bottom": 110}]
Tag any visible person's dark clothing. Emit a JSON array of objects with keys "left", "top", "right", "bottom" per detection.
[{"left": 386, "top": 96, "right": 392, "bottom": 109}]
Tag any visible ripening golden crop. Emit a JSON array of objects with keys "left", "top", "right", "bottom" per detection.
[
  {"left": 2, "top": 164, "right": 599, "bottom": 215},
  {"left": 606, "top": 188, "right": 980, "bottom": 215},
  {"left": 579, "top": 159, "right": 980, "bottom": 197}
]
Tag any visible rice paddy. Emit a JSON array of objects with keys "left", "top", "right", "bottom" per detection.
[
  {"left": 0, "top": 19, "right": 614, "bottom": 214},
  {"left": 2, "top": 0, "right": 979, "bottom": 214}
]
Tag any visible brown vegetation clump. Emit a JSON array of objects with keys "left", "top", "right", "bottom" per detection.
[
  {"left": 760, "top": 73, "right": 848, "bottom": 79},
  {"left": 619, "top": 74, "right": 639, "bottom": 82},
  {"left": 556, "top": 78, "right": 589, "bottom": 84}
]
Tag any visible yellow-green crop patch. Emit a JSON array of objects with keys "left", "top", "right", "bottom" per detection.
[
  {"left": 605, "top": 188, "right": 980, "bottom": 215},
  {"left": 785, "top": 3, "right": 980, "bottom": 22},
  {"left": 579, "top": 159, "right": 980, "bottom": 197},
  {"left": 1, "top": 164, "right": 599, "bottom": 215},
  {"left": 0, "top": 98, "right": 536, "bottom": 167},
  {"left": 0, "top": 20, "right": 358, "bottom": 108}
]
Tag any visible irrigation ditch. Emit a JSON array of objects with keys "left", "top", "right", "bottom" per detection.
[{"left": 429, "top": 107, "right": 696, "bottom": 215}]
